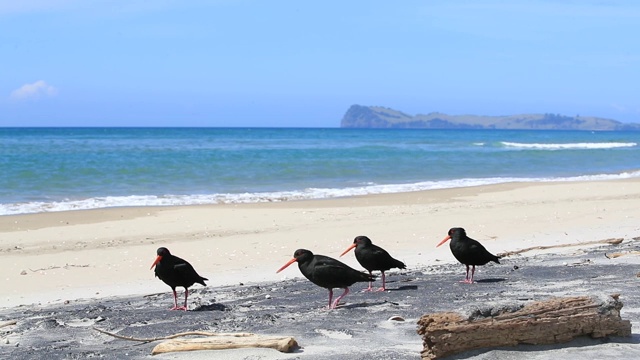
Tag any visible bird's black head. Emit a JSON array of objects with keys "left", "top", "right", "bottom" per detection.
[
  {"left": 293, "top": 249, "right": 314, "bottom": 262},
  {"left": 151, "top": 247, "right": 171, "bottom": 270},
  {"left": 354, "top": 235, "right": 373, "bottom": 246},
  {"left": 448, "top": 227, "right": 466, "bottom": 237},
  {"left": 276, "top": 249, "right": 315, "bottom": 274},
  {"left": 157, "top": 247, "right": 171, "bottom": 256}
]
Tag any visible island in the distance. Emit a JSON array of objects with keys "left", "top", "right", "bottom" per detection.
[{"left": 340, "top": 105, "right": 640, "bottom": 131}]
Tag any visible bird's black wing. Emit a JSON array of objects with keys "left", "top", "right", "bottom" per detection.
[
  {"left": 466, "top": 239, "right": 499, "bottom": 263},
  {"left": 173, "top": 259, "right": 208, "bottom": 282},
  {"left": 319, "top": 256, "right": 373, "bottom": 284},
  {"left": 466, "top": 239, "right": 488, "bottom": 253},
  {"left": 312, "top": 257, "right": 354, "bottom": 275},
  {"left": 369, "top": 246, "right": 392, "bottom": 259}
]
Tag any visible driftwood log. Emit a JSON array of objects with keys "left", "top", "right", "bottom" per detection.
[
  {"left": 0, "top": 320, "right": 17, "bottom": 329},
  {"left": 417, "top": 294, "right": 631, "bottom": 360},
  {"left": 151, "top": 333, "right": 298, "bottom": 355},
  {"left": 497, "top": 238, "right": 623, "bottom": 258},
  {"left": 94, "top": 328, "right": 298, "bottom": 355},
  {"left": 605, "top": 250, "right": 640, "bottom": 259}
]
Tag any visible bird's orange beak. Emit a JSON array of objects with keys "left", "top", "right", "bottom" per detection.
[
  {"left": 276, "top": 257, "right": 297, "bottom": 273},
  {"left": 340, "top": 243, "right": 357, "bottom": 257},
  {"left": 150, "top": 255, "right": 162, "bottom": 270},
  {"left": 436, "top": 235, "right": 451, "bottom": 247}
]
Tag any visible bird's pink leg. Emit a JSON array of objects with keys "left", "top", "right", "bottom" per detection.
[
  {"left": 362, "top": 271, "right": 374, "bottom": 292},
  {"left": 459, "top": 265, "right": 472, "bottom": 283},
  {"left": 376, "top": 272, "right": 387, "bottom": 291},
  {"left": 331, "top": 288, "right": 349, "bottom": 309},
  {"left": 327, "top": 289, "right": 334, "bottom": 309},
  {"left": 169, "top": 289, "right": 180, "bottom": 310},
  {"left": 460, "top": 265, "right": 476, "bottom": 284},
  {"left": 170, "top": 289, "right": 188, "bottom": 311}
]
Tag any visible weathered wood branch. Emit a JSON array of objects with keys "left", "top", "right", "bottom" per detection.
[
  {"left": 417, "top": 294, "right": 631, "bottom": 360},
  {"left": 151, "top": 334, "right": 299, "bottom": 355},
  {"left": 497, "top": 238, "right": 623, "bottom": 258},
  {"left": 93, "top": 327, "right": 298, "bottom": 354},
  {"left": 605, "top": 250, "right": 640, "bottom": 259},
  {"left": 92, "top": 327, "right": 254, "bottom": 342},
  {"left": 0, "top": 320, "right": 17, "bottom": 329}
]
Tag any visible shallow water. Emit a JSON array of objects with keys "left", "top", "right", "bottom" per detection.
[{"left": 2, "top": 127, "right": 639, "bottom": 214}]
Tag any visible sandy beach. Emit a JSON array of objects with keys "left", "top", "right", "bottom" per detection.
[
  {"left": 1, "top": 178, "right": 640, "bottom": 359},
  {"left": 1, "top": 178, "right": 639, "bottom": 308}
]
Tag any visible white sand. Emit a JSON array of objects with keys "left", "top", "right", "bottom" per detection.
[{"left": 1, "top": 179, "right": 639, "bottom": 309}]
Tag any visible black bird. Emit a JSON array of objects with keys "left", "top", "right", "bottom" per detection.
[
  {"left": 340, "top": 235, "right": 406, "bottom": 291},
  {"left": 436, "top": 227, "right": 500, "bottom": 283},
  {"left": 276, "top": 249, "right": 375, "bottom": 309},
  {"left": 150, "top": 247, "right": 208, "bottom": 310}
]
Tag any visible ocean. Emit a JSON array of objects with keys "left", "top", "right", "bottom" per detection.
[{"left": 1, "top": 127, "right": 639, "bottom": 216}]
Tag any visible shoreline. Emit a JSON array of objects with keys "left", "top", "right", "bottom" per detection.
[
  {"left": 3, "top": 169, "right": 640, "bottom": 217},
  {"left": 1, "top": 178, "right": 639, "bottom": 309}
]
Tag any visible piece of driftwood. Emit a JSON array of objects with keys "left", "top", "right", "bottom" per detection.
[
  {"left": 151, "top": 334, "right": 299, "bottom": 355},
  {"left": 93, "top": 327, "right": 297, "bottom": 354},
  {"left": 417, "top": 294, "right": 631, "bottom": 360},
  {"left": 497, "top": 238, "right": 623, "bottom": 258},
  {"left": 93, "top": 327, "right": 254, "bottom": 342},
  {"left": 0, "top": 320, "right": 17, "bottom": 329},
  {"left": 605, "top": 250, "right": 640, "bottom": 259}
]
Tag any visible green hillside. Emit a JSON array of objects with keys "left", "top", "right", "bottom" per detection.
[{"left": 340, "top": 105, "right": 640, "bottom": 131}]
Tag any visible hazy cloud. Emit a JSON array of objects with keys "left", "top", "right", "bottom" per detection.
[
  {"left": 10, "top": 80, "right": 59, "bottom": 101},
  {"left": 0, "top": 0, "right": 182, "bottom": 15},
  {"left": 0, "top": 0, "right": 76, "bottom": 14}
]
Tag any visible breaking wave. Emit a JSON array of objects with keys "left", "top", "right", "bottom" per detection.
[
  {"left": 501, "top": 142, "right": 637, "bottom": 150},
  {"left": 2, "top": 170, "right": 640, "bottom": 215}
]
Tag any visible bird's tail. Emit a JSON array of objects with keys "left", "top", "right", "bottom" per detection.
[
  {"left": 198, "top": 277, "right": 208, "bottom": 286},
  {"left": 492, "top": 255, "right": 501, "bottom": 264},
  {"left": 394, "top": 259, "right": 407, "bottom": 270},
  {"left": 362, "top": 272, "right": 376, "bottom": 282}
]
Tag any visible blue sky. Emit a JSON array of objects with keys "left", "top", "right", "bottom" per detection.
[{"left": 1, "top": 0, "right": 639, "bottom": 127}]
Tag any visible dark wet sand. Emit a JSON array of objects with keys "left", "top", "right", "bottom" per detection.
[{"left": 1, "top": 241, "right": 640, "bottom": 360}]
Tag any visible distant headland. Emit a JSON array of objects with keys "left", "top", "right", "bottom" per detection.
[{"left": 340, "top": 105, "right": 640, "bottom": 131}]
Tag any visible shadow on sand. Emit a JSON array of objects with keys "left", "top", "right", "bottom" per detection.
[
  {"left": 338, "top": 301, "right": 388, "bottom": 310},
  {"left": 387, "top": 285, "right": 419, "bottom": 291},
  {"left": 192, "top": 303, "right": 229, "bottom": 312},
  {"left": 476, "top": 278, "right": 507, "bottom": 283}
]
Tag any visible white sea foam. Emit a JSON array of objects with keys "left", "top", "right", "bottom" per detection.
[
  {"left": 501, "top": 141, "right": 637, "bottom": 150},
  {"left": 2, "top": 170, "right": 640, "bottom": 216}
]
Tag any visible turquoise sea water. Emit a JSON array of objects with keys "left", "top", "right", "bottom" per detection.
[{"left": 1, "top": 127, "right": 639, "bottom": 215}]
